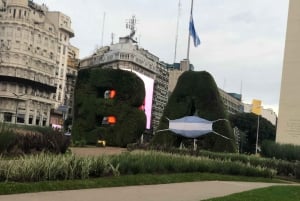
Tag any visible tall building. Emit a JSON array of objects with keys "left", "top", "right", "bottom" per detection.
[
  {"left": 167, "top": 59, "right": 194, "bottom": 93},
  {"left": 65, "top": 45, "right": 79, "bottom": 119},
  {"left": 0, "top": 0, "right": 76, "bottom": 126},
  {"left": 218, "top": 89, "right": 243, "bottom": 115},
  {"left": 276, "top": 0, "right": 300, "bottom": 145},
  {"left": 80, "top": 17, "right": 169, "bottom": 131}
]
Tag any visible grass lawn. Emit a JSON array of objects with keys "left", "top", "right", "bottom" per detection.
[
  {"left": 0, "top": 172, "right": 288, "bottom": 195},
  {"left": 203, "top": 186, "right": 300, "bottom": 201}
]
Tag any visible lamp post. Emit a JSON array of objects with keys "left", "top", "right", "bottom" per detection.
[
  {"left": 255, "top": 114, "right": 260, "bottom": 155},
  {"left": 251, "top": 99, "right": 262, "bottom": 155},
  {"left": 12, "top": 92, "right": 26, "bottom": 124}
]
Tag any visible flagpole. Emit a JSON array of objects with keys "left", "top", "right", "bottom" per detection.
[{"left": 186, "top": 0, "right": 194, "bottom": 61}]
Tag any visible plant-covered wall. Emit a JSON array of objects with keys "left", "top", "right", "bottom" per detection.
[
  {"left": 151, "top": 71, "right": 237, "bottom": 152},
  {"left": 72, "top": 68, "right": 146, "bottom": 147}
]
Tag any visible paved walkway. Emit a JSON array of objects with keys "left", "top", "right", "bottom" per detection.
[{"left": 0, "top": 181, "right": 289, "bottom": 201}]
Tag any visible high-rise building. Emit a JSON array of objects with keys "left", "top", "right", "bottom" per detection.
[
  {"left": 219, "top": 89, "right": 243, "bottom": 115},
  {"left": 65, "top": 45, "right": 79, "bottom": 119},
  {"left": 276, "top": 0, "right": 300, "bottom": 145},
  {"left": 0, "top": 0, "right": 76, "bottom": 126},
  {"left": 80, "top": 31, "right": 169, "bottom": 131},
  {"left": 167, "top": 59, "right": 194, "bottom": 93}
]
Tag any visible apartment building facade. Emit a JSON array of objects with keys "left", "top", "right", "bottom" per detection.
[{"left": 0, "top": 0, "right": 75, "bottom": 126}]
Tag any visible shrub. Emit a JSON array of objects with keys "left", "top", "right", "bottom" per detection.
[
  {"left": 0, "top": 123, "right": 16, "bottom": 154},
  {"left": 296, "top": 161, "right": 300, "bottom": 180},
  {"left": 0, "top": 124, "right": 70, "bottom": 155},
  {"left": 261, "top": 140, "right": 300, "bottom": 161}
]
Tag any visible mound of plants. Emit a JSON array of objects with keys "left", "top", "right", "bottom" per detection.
[
  {"left": 0, "top": 151, "right": 276, "bottom": 183},
  {"left": 154, "top": 148, "right": 296, "bottom": 178},
  {"left": 72, "top": 68, "right": 146, "bottom": 147},
  {"left": 151, "top": 71, "right": 236, "bottom": 152},
  {"left": 0, "top": 123, "right": 70, "bottom": 155},
  {"left": 261, "top": 140, "right": 300, "bottom": 162}
]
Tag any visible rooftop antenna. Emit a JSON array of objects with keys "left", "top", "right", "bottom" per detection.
[
  {"left": 240, "top": 80, "right": 243, "bottom": 101},
  {"left": 111, "top": 33, "right": 115, "bottom": 45},
  {"left": 101, "top": 12, "right": 106, "bottom": 47},
  {"left": 174, "top": 0, "right": 181, "bottom": 63},
  {"left": 126, "top": 15, "right": 137, "bottom": 40}
]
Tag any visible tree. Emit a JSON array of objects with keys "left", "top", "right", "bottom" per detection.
[{"left": 229, "top": 112, "right": 276, "bottom": 154}]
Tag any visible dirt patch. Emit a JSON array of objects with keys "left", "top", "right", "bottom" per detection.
[{"left": 70, "top": 147, "right": 127, "bottom": 157}]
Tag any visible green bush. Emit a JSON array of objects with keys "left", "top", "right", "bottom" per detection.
[
  {"left": 296, "top": 161, "right": 300, "bottom": 180},
  {"left": 0, "top": 124, "right": 70, "bottom": 155},
  {"left": 0, "top": 123, "right": 16, "bottom": 154},
  {"left": 151, "top": 71, "right": 236, "bottom": 152},
  {"left": 261, "top": 140, "right": 300, "bottom": 161}
]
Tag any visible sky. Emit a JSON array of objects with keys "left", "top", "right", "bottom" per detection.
[{"left": 34, "top": 0, "right": 289, "bottom": 114}]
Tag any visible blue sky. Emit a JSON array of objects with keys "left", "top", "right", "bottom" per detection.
[{"left": 34, "top": 0, "right": 289, "bottom": 114}]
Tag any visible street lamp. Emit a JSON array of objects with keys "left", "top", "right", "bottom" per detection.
[
  {"left": 12, "top": 92, "right": 26, "bottom": 124},
  {"left": 251, "top": 99, "right": 262, "bottom": 155}
]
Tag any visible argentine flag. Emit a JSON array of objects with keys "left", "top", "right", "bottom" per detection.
[{"left": 189, "top": 16, "right": 201, "bottom": 47}]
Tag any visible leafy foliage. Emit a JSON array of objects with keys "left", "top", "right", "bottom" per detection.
[
  {"left": 0, "top": 123, "right": 70, "bottom": 155},
  {"left": 0, "top": 123, "right": 16, "bottom": 154},
  {"left": 72, "top": 68, "right": 146, "bottom": 147},
  {"left": 261, "top": 140, "right": 300, "bottom": 162},
  {"left": 229, "top": 113, "right": 276, "bottom": 154},
  {"left": 151, "top": 71, "right": 236, "bottom": 152}
]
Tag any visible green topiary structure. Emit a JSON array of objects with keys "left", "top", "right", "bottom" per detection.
[
  {"left": 151, "top": 71, "right": 237, "bottom": 152},
  {"left": 72, "top": 68, "right": 146, "bottom": 147}
]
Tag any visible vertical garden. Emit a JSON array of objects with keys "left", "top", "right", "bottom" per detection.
[{"left": 72, "top": 68, "right": 146, "bottom": 147}]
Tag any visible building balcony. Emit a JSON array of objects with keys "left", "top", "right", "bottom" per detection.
[
  {"left": 0, "top": 74, "right": 56, "bottom": 93},
  {"left": 59, "top": 25, "right": 74, "bottom": 38}
]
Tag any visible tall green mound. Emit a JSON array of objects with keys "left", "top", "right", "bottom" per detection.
[
  {"left": 72, "top": 68, "right": 146, "bottom": 147},
  {"left": 151, "top": 71, "right": 236, "bottom": 152}
]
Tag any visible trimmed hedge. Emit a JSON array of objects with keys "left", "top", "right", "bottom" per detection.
[
  {"left": 261, "top": 140, "right": 300, "bottom": 162},
  {"left": 72, "top": 68, "right": 146, "bottom": 147},
  {"left": 0, "top": 123, "right": 70, "bottom": 155},
  {"left": 0, "top": 124, "right": 16, "bottom": 154},
  {"left": 151, "top": 71, "right": 236, "bottom": 152}
]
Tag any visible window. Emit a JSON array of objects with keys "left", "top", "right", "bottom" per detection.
[
  {"left": 4, "top": 113, "right": 12, "bottom": 122},
  {"left": 1, "top": 82, "right": 7, "bottom": 91}
]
